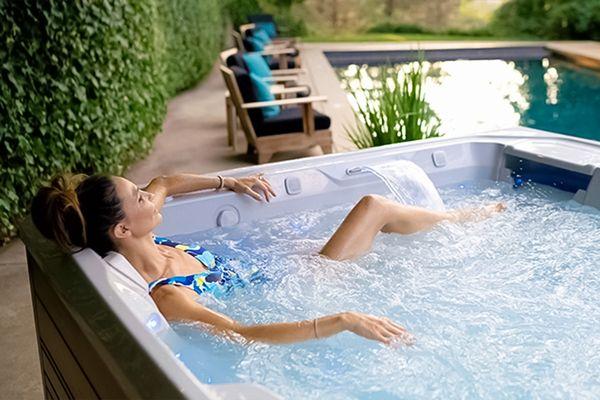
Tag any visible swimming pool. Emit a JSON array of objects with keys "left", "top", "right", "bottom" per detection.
[
  {"left": 335, "top": 51, "right": 600, "bottom": 141},
  {"left": 22, "top": 128, "right": 600, "bottom": 398}
]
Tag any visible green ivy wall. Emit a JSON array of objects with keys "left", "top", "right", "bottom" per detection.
[{"left": 0, "top": 0, "right": 249, "bottom": 242}]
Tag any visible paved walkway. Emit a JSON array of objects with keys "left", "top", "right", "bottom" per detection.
[{"left": 2, "top": 40, "right": 599, "bottom": 399}]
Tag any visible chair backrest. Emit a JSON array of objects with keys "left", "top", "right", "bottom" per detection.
[
  {"left": 231, "top": 30, "right": 244, "bottom": 50},
  {"left": 220, "top": 48, "right": 247, "bottom": 72},
  {"left": 239, "top": 23, "right": 256, "bottom": 37},
  {"left": 219, "top": 48, "right": 238, "bottom": 66},
  {"left": 242, "top": 37, "right": 256, "bottom": 52},
  {"left": 219, "top": 65, "right": 261, "bottom": 146}
]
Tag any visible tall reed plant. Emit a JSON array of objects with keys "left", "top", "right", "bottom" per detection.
[{"left": 345, "top": 61, "right": 442, "bottom": 149}]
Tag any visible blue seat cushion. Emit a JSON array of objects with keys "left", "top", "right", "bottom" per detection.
[
  {"left": 253, "top": 28, "right": 272, "bottom": 45},
  {"left": 256, "top": 106, "right": 331, "bottom": 136},
  {"left": 256, "top": 22, "right": 277, "bottom": 38},
  {"left": 242, "top": 52, "right": 272, "bottom": 79},
  {"left": 249, "top": 73, "right": 280, "bottom": 118}
]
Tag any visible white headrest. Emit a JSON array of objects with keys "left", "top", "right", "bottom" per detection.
[
  {"left": 103, "top": 251, "right": 148, "bottom": 292},
  {"left": 102, "top": 251, "right": 170, "bottom": 334}
]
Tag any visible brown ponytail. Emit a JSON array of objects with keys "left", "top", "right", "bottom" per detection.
[{"left": 31, "top": 173, "right": 126, "bottom": 257}]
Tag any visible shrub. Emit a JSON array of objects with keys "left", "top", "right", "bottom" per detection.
[
  {"left": 367, "top": 23, "right": 494, "bottom": 37},
  {"left": 0, "top": 0, "right": 239, "bottom": 243},
  {"left": 0, "top": 0, "right": 166, "bottom": 241},
  {"left": 226, "top": 0, "right": 262, "bottom": 28},
  {"left": 158, "top": 0, "right": 225, "bottom": 95},
  {"left": 367, "top": 23, "right": 427, "bottom": 34},
  {"left": 345, "top": 62, "right": 441, "bottom": 149},
  {"left": 492, "top": 0, "right": 600, "bottom": 40}
]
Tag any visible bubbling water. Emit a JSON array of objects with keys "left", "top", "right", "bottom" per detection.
[{"left": 165, "top": 180, "right": 600, "bottom": 399}]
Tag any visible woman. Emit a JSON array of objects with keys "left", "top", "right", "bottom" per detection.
[{"left": 32, "top": 172, "right": 504, "bottom": 345}]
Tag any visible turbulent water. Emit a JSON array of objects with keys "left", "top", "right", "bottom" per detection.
[{"left": 165, "top": 180, "right": 600, "bottom": 399}]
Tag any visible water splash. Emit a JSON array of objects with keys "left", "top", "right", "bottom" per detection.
[
  {"left": 364, "top": 159, "right": 445, "bottom": 210},
  {"left": 165, "top": 180, "right": 600, "bottom": 399}
]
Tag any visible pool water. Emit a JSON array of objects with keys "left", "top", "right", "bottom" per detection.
[
  {"left": 166, "top": 181, "right": 600, "bottom": 399},
  {"left": 337, "top": 59, "right": 600, "bottom": 141}
]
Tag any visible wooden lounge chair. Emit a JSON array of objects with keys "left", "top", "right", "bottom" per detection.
[
  {"left": 220, "top": 65, "right": 333, "bottom": 164},
  {"left": 231, "top": 31, "right": 298, "bottom": 70},
  {"left": 239, "top": 23, "right": 296, "bottom": 48},
  {"left": 247, "top": 13, "right": 298, "bottom": 43},
  {"left": 220, "top": 48, "right": 311, "bottom": 151}
]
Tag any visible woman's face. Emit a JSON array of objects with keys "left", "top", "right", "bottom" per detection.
[{"left": 112, "top": 176, "right": 162, "bottom": 238}]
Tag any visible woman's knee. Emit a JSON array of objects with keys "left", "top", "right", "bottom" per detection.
[{"left": 356, "top": 194, "right": 386, "bottom": 211}]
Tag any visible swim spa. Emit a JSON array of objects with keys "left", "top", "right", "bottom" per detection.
[
  {"left": 22, "top": 128, "right": 600, "bottom": 399},
  {"left": 330, "top": 46, "right": 600, "bottom": 141}
]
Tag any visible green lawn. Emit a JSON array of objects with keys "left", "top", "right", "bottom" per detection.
[{"left": 302, "top": 32, "right": 538, "bottom": 42}]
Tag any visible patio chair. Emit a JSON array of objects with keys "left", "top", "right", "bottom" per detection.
[
  {"left": 219, "top": 48, "right": 305, "bottom": 82},
  {"left": 239, "top": 23, "right": 296, "bottom": 48},
  {"left": 220, "top": 65, "right": 333, "bottom": 164},
  {"left": 220, "top": 48, "right": 311, "bottom": 150},
  {"left": 247, "top": 13, "right": 296, "bottom": 42},
  {"left": 231, "top": 30, "right": 297, "bottom": 69}
]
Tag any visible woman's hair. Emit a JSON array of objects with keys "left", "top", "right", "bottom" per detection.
[{"left": 31, "top": 173, "right": 126, "bottom": 257}]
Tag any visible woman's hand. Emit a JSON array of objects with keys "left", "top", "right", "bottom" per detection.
[
  {"left": 224, "top": 173, "right": 277, "bottom": 202},
  {"left": 341, "top": 312, "right": 414, "bottom": 345}
]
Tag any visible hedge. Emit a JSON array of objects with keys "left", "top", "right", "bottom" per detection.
[
  {"left": 492, "top": 0, "right": 600, "bottom": 40},
  {"left": 0, "top": 0, "right": 233, "bottom": 243},
  {"left": 158, "top": 0, "right": 225, "bottom": 95}
]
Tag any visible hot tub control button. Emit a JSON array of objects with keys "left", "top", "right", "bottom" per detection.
[
  {"left": 285, "top": 177, "right": 302, "bottom": 195},
  {"left": 432, "top": 151, "right": 447, "bottom": 168},
  {"left": 216, "top": 208, "right": 240, "bottom": 227}
]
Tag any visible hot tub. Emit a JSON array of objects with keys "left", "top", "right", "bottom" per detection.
[{"left": 22, "top": 127, "right": 600, "bottom": 399}]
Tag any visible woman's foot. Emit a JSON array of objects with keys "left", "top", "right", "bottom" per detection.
[{"left": 451, "top": 202, "right": 507, "bottom": 223}]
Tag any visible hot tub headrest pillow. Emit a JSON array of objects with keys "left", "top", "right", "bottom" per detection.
[{"left": 103, "top": 251, "right": 148, "bottom": 292}]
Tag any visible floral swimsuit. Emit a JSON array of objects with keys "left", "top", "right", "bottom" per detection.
[{"left": 148, "top": 236, "right": 245, "bottom": 298}]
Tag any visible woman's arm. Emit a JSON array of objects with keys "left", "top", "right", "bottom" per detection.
[
  {"left": 152, "top": 285, "right": 412, "bottom": 345},
  {"left": 144, "top": 173, "right": 276, "bottom": 210}
]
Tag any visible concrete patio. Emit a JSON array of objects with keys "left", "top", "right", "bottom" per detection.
[{"left": 2, "top": 40, "right": 599, "bottom": 399}]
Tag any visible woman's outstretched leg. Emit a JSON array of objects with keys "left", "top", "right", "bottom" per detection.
[{"left": 319, "top": 194, "right": 505, "bottom": 261}]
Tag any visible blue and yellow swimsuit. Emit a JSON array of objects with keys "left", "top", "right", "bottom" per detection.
[{"left": 148, "top": 236, "right": 245, "bottom": 298}]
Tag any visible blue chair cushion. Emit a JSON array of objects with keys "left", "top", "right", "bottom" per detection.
[
  {"left": 242, "top": 52, "right": 272, "bottom": 79},
  {"left": 231, "top": 66, "right": 263, "bottom": 127},
  {"left": 256, "top": 107, "right": 331, "bottom": 136},
  {"left": 256, "top": 22, "right": 277, "bottom": 38},
  {"left": 253, "top": 28, "right": 272, "bottom": 45},
  {"left": 246, "top": 36, "right": 264, "bottom": 52},
  {"left": 249, "top": 73, "right": 280, "bottom": 118}
]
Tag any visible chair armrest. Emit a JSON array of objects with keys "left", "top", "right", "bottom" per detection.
[
  {"left": 263, "top": 76, "right": 298, "bottom": 83},
  {"left": 264, "top": 43, "right": 291, "bottom": 50},
  {"left": 242, "top": 95, "right": 327, "bottom": 109},
  {"left": 271, "top": 68, "right": 306, "bottom": 76},
  {"left": 260, "top": 48, "right": 297, "bottom": 56},
  {"left": 275, "top": 36, "right": 298, "bottom": 43},
  {"left": 272, "top": 38, "right": 296, "bottom": 45},
  {"left": 270, "top": 85, "right": 310, "bottom": 96}
]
